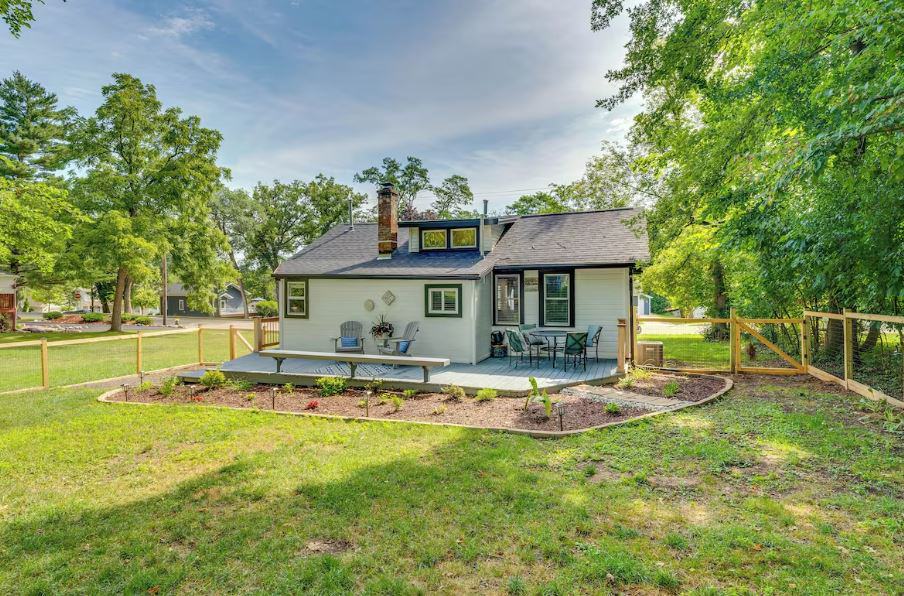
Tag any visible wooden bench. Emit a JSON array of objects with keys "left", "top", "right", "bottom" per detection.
[{"left": 258, "top": 350, "right": 451, "bottom": 382}]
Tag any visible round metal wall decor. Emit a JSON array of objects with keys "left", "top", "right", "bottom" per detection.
[{"left": 364, "top": 298, "right": 375, "bottom": 311}]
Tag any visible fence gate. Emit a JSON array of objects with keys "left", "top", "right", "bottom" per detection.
[{"left": 734, "top": 317, "right": 804, "bottom": 375}]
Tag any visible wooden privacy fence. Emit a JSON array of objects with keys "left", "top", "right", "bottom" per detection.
[
  {"left": 0, "top": 324, "right": 255, "bottom": 395},
  {"left": 634, "top": 308, "right": 903, "bottom": 408}
]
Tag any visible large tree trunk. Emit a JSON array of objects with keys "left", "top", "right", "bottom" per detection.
[
  {"left": 110, "top": 267, "right": 128, "bottom": 332},
  {"left": 710, "top": 259, "right": 730, "bottom": 340},
  {"left": 123, "top": 276, "right": 133, "bottom": 314}
]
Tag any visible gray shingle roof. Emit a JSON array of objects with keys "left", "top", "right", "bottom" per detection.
[
  {"left": 490, "top": 208, "right": 649, "bottom": 268},
  {"left": 274, "top": 225, "right": 495, "bottom": 278},
  {"left": 274, "top": 209, "right": 648, "bottom": 278}
]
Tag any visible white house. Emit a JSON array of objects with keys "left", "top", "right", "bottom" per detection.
[{"left": 273, "top": 184, "right": 649, "bottom": 364}]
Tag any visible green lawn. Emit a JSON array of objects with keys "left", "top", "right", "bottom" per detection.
[
  {"left": 0, "top": 380, "right": 900, "bottom": 593},
  {"left": 639, "top": 333, "right": 732, "bottom": 370},
  {"left": 0, "top": 329, "right": 253, "bottom": 392}
]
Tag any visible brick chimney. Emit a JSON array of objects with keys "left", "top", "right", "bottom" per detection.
[{"left": 377, "top": 182, "right": 398, "bottom": 259}]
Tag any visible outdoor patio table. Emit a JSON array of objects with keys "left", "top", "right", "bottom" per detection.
[{"left": 530, "top": 329, "right": 567, "bottom": 367}]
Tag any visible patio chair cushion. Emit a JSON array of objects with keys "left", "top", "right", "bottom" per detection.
[
  {"left": 397, "top": 340, "right": 411, "bottom": 353},
  {"left": 339, "top": 336, "right": 359, "bottom": 348},
  {"left": 587, "top": 325, "right": 601, "bottom": 346}
]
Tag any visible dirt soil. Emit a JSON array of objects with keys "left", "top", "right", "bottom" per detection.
[
  {"left": 109, "top": 385, "right": 652, "bottom": 432},
  {"left": 623, "top": 371, "right": 727, "bottom": 402}
]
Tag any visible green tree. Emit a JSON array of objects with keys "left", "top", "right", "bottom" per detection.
[
  {"left": 1, "top": 0, "right": 52, "bottom": 37},
  {"left": 354, "top": 156, "right": 430, "bottom": 219},
  {"left": 430, "top": 174, "right": 474, "bottom": 218},
  {"left": 69, "top": 73, "right": 229, "bottom": 330},
  {"left": 592, "top": 0, "right": 904, "bottom": 316},
  {"left": 210, "top": 186, "right": 254, "bottom": 316},
  {"left": 0, "top": 71, "right": 75, "bottom": 179},
  {"left": 505, "top": 190, "right": 568, "bottom": 216}
]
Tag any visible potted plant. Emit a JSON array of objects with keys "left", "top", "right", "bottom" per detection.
[{"left": 370, "top": 315, "right": 394, "bottom": 340}]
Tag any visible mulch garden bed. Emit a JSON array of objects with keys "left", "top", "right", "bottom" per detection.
[
  {"left": 620, "top": 371, "right": 727, "bottom": 402},
  {"left": 108, "top": 384, "right": 653, "bottom": 432}
]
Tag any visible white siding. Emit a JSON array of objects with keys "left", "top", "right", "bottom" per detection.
[
  {"left": 473, "top": 273, "right": 493, "bottom": 362},
  {"left": 481, "top": 223, "right": 505, "bottom": 253},
  {"left": 408, "top": 227, "right": 419, "bottom": 252},
  {"left": 574, "top": 268, "right": 630, "bottom": 358},
  {"left": 279, "top": 277, "right": 477, "bottom": 363}
]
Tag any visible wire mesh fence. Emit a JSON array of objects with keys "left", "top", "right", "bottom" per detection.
[
  {"left": 637, "top": 318, "right": 732, "bottom": 371},
  {"left": 806, "top": 314, "right": 846, "bottom": 380},
  {"left": 849, "top": 315, "right": 903, "bottom": 401},
  {"left": 738, "top": 320, "right": 802, "bottom": 371},
  {"left": 141, "top": 330, "right": 203, "bottom": 373},
  {"left": 0, "top": 342, "right": 43, "bottom": 392}
]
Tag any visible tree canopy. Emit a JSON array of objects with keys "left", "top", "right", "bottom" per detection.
[{"left": 593, "top": 0, "right": 904, "bottom": 315}]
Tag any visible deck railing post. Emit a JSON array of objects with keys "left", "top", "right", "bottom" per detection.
[
  {"left": 253, "top": 317, "right": 262, "bottom": 352},
  {"left": 40, "top": 338, "right": 49, "bottom": 389},
  {"left": 616, "top": 318, "right": 627, "bottom": 373},
  {"left": 631, "top": 306, "right": 639, "bottom": 364},
  {"left": 229, "top": 325, "right": 237, "bottom": 361}
]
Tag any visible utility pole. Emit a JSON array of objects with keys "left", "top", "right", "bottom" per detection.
[{"left": 161, "top": 252, "right": 168, "bottom": 326}]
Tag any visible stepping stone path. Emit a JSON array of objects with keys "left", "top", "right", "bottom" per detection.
[{"left": 563, "top": 384, "right": 695, "bottom": 412}]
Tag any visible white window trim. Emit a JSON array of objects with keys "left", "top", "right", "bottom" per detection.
[
  {"left": 285, "top": 280, "right": 308, "bottom": 318},
  {"left": 450, "top": 227, "right": 478, "bottom": 249},
  {"left": 421, "top": 229, "right": 448, "bottom": 250},
  {"left": 494, "top": 273, "right": 521, "bottom": 325},
  {"left": 178, "top": 299, "right": 185, "bottom": 311},
  {"left": 426, "top": 286, "right": 460, "bottom": 316},
  {"left": 543, "top": 273, "right": 570, "bottom": 326}
]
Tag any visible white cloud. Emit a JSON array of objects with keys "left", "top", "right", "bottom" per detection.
[{"left": 146, "top": 8, "right": 215, "bottom": 39}]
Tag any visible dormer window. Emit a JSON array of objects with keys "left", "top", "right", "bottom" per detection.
[
  {"left": 450, "top": 227, "right": 477, "bottom": 249},
  {"left": 421, "top": 229, "right": 447, "bottom": 250}
]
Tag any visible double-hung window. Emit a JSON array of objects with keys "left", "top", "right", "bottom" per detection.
[
  {"left": 494, "top": 274, "right": 521, "bottom": 325},
  {"left": 285, "top": 279, "right": 309, "bottom": 318},
  {"left": 541, "top": 272, "right": 571, "bottom": 326},
  {"left": 425, "top": 284, "right": 462, "bottom": 317}
]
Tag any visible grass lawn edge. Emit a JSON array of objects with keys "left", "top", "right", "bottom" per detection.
[{"left": 96, "top": 373, "right": 734, "bottom": 438}]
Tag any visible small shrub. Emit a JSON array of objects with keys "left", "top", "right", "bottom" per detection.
[
  {"left": 120, "top": 313, "right": 137, "bottom": 322},
  {"left": 227, "top": 379, "right": 253, "bottom": 391},
  {"left": 389, "top": 395, "right": 404, "bottom": 412},
  {"left": 304, "top": 400, "right": 319, "bottom": 410},
  {"left": 254, "top": 300, "right": 278, "bottom": 317},
  {"left": 356, "top": 399, "right": 368, "bottom": 409},
  {"left": 0, "top": 313, "right": 12, "bottom": 332},
  {"left": 441, "top": 384, "right": 466, "bottom": 401},
  {"left": 507, "top": 576, "right": 526, "bottom": 595},
  {"left": 475, "top": 388, "right": 497, "bottom": 402},
  {"left": 44, "top": 311, "right": 63, "bottom": 320},
  {"left": 133, "top": 315, "right": 153, "bottom": 326},
  {"left": 431, "top": 404, "right": 446, "bottom": 416},
  {"left": 315, "top": 376, "right": 346, "bottom": 397},
  {"left": 630, "top": 366, "right": 652, "bottom": 381},
  {"left": 159, "top": 377, "right": 180, "bottom": 396},
  {"left": 282, "top": 382, "right": 295, "bottom": 394},
  {"left": 402, "top": 388, "right": 417, "bottom": 399},
  {"left": 364, "top": 379, "right": 384, "bottom": 393},
  {"left": 200, "top": 370, "right": 226, "bottom": 388},
  {"left": 615, "top": 376, "right": 635, "bottom": 389},
  {"left": 377, "top": 392, "right": 393, "bottom": 405},
  {"left": 80, "top": 312, "right": 105, "bottom": 323},
  {"left": 662, "top": 380, "right": 680, "bottom": 398},
  {"left": 137, "top": 381, "right": 154, "bottom": 392},
  {"left": 541, "top": 390, "right": 553, "bottom": 418},
  {"left": 605, "top": 402, "right": 621, "bottom": 415},
  {"left": 244, "top": 392, "right": 255, "bottom": 402}
]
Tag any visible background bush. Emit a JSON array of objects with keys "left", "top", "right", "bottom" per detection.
[{"left": 254, "top": 300, "right": 278, "bottom": 317}]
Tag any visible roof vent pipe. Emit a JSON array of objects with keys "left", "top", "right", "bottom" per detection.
[{"left": 480, "top": 199, "right": 489, "bottom": 257}]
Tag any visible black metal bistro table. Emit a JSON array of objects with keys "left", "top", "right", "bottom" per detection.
[{"left": 530, "top": 329, "right": 567, "bottom": 367}]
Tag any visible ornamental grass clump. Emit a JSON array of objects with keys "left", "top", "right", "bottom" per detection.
[
  {"left": 441, "top": 385, "right": 466, "bottom": 401},
  {"left": 315, "top": 377, "right": 346, "bottom": 397},
  {"left": 475, "top": 388, "right": 497, "bottom": 402}
]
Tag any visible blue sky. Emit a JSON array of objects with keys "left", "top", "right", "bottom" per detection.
[{"left": 1, "top": 0, "right": 639, "bottom": 212}]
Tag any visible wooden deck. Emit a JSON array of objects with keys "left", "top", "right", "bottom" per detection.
[{"left": 179, "top": 352, "right": 620, "bottom": 395}]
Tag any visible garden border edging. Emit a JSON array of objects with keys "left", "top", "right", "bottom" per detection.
[{"left": 97, "top": 373, "right": 733, "bottom": 438}]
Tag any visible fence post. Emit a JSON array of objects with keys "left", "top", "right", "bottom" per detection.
[
  {"left": 616, "top": 318, "right": 627, "bottom": 373},
  {"left": 229, "top": 325, "right": 237, "bottom": 360},
  {"left": 40, "top": 338, "right": 49, "bottom": 389},
  {"left": 842, "top": 308, "right": 853, "bottom": 389},
  {"left": 729, "top": 308, "right": 738, "bottom": 373},
  {"left": 800, "top": 316, "right": 809, "bottom": 373},
  {"left": 136, "top": 331, "right": 143, "bottom": 374},
  {"left": 197, "top": 325, "right": 204, "bottom": 364},
  {"left": 253, "top": 317, "right": 262, "bottom": 352}
]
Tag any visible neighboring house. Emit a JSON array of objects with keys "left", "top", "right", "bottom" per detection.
[
  {"left": 166, "top": 283, "right": 246, "bottom": 317},
  {"left": 0, "top": 271, "right": 15, "bottom": 330},
  {"left": 633, "top": 292, "right": 653, "bottom": 316},
  {"left": 272, "top": 183, "right": 650, "bottom": 364}
]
